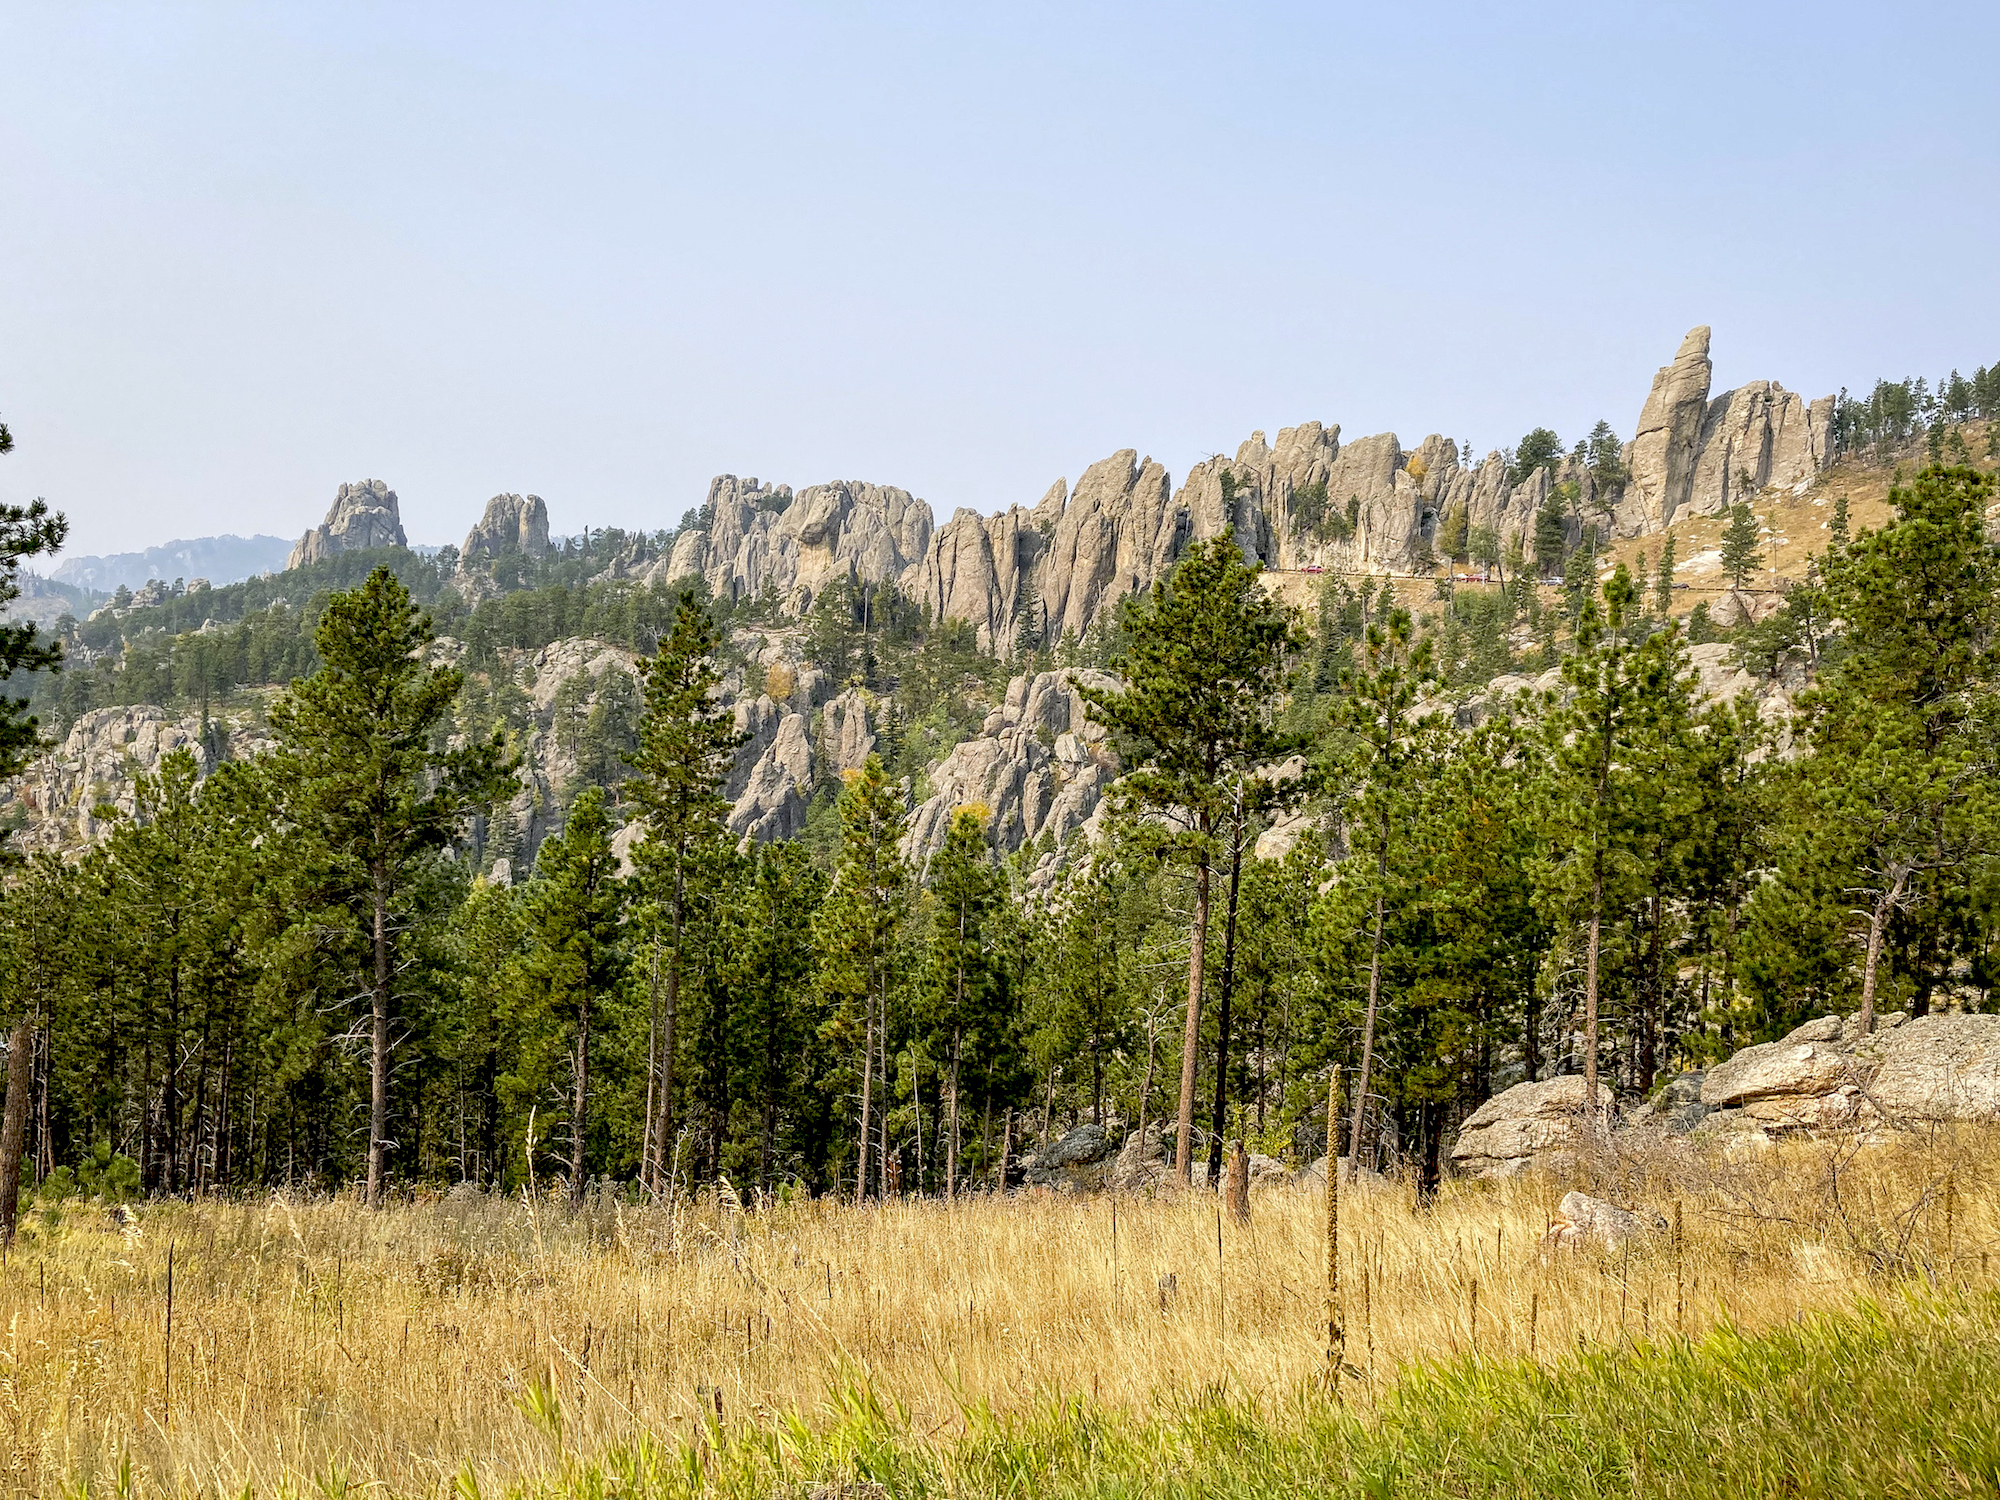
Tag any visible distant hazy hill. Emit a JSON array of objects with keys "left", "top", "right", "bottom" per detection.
[{"left": 50, "top": 534, "right": 294, "bottom": 592}]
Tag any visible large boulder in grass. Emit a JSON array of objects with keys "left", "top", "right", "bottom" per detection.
[
  {"left": 1540, "top": 1191, "right": 1663, "bottom": 1257},
  {"left": 1449, "top": 1076, "right": 1616, "bottom": 1179},
  {"left": 1109, "top": 1126, "right": 1172, "bottom": 1193},
  {"left": 1021, "top": 1122, "right": 1115, "bottom": 1190},
  {"left": 1701, "top": 1025, "right": 1869, "bottom": 1129},
  {"left": 1868, "top": 1014, "right": 2000, "bottom": 1121},
  {"left": 1693, "top": 1012, "right": 2000, "bottom": 1141}
]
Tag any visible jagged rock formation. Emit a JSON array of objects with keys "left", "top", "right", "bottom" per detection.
[
  {"left": 287, "top": 480, "right": 407, "bottom": 569},
  {"left": 461, "top": 494, "right": 550, "bottom": 565},
  {"left": 617, "top": 327, "right": 1835, "bottom": 669},
  {"left": 653, "top": 326, "right": 1831, "bottom": 654},
  {"left": 902, "top": 669, "right": 1119, "bottom": 877},
  {"left": 727, "top": 694, "right": 814, "bottom": 843},
  {"left": 817, "top": 689, "right": 878, "bottom": 777},
  {"left": 0, "top": 707, "right": 271, "bottom": 852},
  {"left": 1621, "top": 327, "right": 1834, "bottom": 533},
  {"left": 651, "top": 476, "right": 933, "bottom": 610}
]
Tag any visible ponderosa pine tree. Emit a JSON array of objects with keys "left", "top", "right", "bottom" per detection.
[
  {"left": 1786, "top": 464, "right": 2000, "bottom": 1032},
  {"left": 1720, "top": 502, "right": 1764, "bottom": 589},
  {"left": 626, "top": 592, "right": 743, "bottom": 1190},
  {"left": 732, "top": 841, "right": 828, "bottom": 1190},
  {"left": 0, "top": 422, "right": 70, "bottom": 1243},
  {"left": 270, "top": 566, "right": 514, "bottom": 1207},
  {"left": 510, "top": 787, "right": 626, "bottom": 1205},
  {"left": 921, "top": 806, "right": 1004, "bottom": 1196},
  {"left": 1079, "top": 533, "right": 1302, "bottom": 1185},
  {"left": 814, "top": 755, "right": 907, "bottom": 1202},
  {"left": 1539, "top": 566, "right": 1670, "bottom": 1126},
  {"left": 1331, "top": 609, "right": 1436, "bottom": 1180}
]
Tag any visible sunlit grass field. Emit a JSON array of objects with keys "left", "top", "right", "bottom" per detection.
[{"left": 4, "top": 1129, "right": 1997, "bottom": 1497}]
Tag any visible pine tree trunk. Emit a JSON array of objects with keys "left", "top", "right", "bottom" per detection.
[
  {"left": 164, "top": 962, "right": 181, "bottom": 1196},
  {"left": 910, "top": 1043, "right": 923, "bottom": 1195},
  {"left": 946, "top": 1028, "right": 962, "bottom": 1199},
  {"left": 878, "top": 978, "right": 892, "bottom": 1200},
  {"left": 1139, "top": 1011, "right": 1158, "bottom": 1142},
  {"left": 658, "top": 857, "right": 687, "bottom": 1191},
  {"left": 855, "top": 990, "right": 875, "bottom": 1206},
  {"left": 367, "top": 857, "right": 391, "bottom": 1208},
  {"left": 1346, "top": 879, "right": 1387, "bottom": 1185},
  {"left": 1206, "top": 805, "right": 1245, "bottom": 1189},
  {"left": 1583, "top": 856, "right": 1604, "bottom": 1130},
  {"left": 0, "top": 1015, "right": 31, "bottom": 1246},
  {"left": 1858, "top": 867, "right": 1909, "bottom": 1035},
  {"left": 1176, "top": 857, "right": 1210, "bottom": 1185},
  {"left": 570, "top": 990, "right": 590, "bottom": 1208},
  {"left": 641, "top": 1000, "right": 659, "bottom": 1193},
  {"left": 1641, "top": 892, "right": 1663, "bottom": 1093}
]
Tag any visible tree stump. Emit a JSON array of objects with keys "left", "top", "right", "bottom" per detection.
[{"left": 1225, "top": 1139, "right": 1251, "bottom": 1224}]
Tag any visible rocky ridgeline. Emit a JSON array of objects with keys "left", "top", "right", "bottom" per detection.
[
  {"left": 269, "top": 328, "right": 1830, "bottom": 663},
  {"left": 642, "top": 327, "right": 1830, "bottom": 658}
]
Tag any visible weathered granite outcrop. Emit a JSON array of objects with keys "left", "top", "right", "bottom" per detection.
[
  {"left": 1621, "top": 327, "right": 1832, "bottom": 533},
  {"left": 902, "top": 669, "right": 1119, "bottom": 876},
  {"left": 288, "top": 480, "right": 407, "bottom": 569},
  {"left": 461, "top": 493, "right": 550, "bottom": 565},
  {"left": 0, "top": 707, "right": 272, "bottom": 852},
  {"left": 726, "top": 694, "right": 814, "bottom": 844},
  {"left": 651, "top": 475, "right": 932, "bottom": 611},
  {"left": 489, "top": 638, "right": 644, "bottom": 861},
  {"left": 817, "top": 689, "right": 878, "bottom": 778},
  {"left": 1698, "top": 1011, "right": 2000, "bottom": 1135},
  {"left": 1448, "top": 1076, "right": 1617, "bottom": 1178}
]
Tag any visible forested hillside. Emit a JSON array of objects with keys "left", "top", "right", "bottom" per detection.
[{"left": 0, "top": 369, "right": 1996, "bottom": 1223}]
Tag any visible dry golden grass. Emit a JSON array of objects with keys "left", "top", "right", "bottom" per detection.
[{"left": 4, "top": 1129, "right": 1997, "bottom": 1496}]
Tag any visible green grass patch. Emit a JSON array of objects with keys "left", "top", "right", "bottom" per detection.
[{"left": 532, "top": 1289, "right": 2000, "bottom": 1499}]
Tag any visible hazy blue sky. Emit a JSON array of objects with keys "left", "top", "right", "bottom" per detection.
[{"left": 3, "top": 3, "right": 1996, "bottom": 556}]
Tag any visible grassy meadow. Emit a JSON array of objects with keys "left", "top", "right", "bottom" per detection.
[{"left": 4, "top": 1129, "right": 1999, "bottom": 1498}]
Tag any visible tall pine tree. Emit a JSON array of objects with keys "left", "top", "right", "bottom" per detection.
[
  {"left": 1079, "top": 534, "right": 1301, "bottom": 1185},
  {"left": 625, "top": 593, "right": 743, "bottom": 1190},
  {"left": 269, "top": 567, "right": 514, "bottom": 1206}
]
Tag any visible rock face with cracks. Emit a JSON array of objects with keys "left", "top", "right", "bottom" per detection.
[
  {"left": 1448, "top": 1076, "right": 1618, "bottom": 1179},
  {"left": 287, "top": 479, "right": 408, "bottom": 569},
  {"left": 1700, "top": 1012, "right": 2000, "bottom": 1135},
  {"left": 461, "top": 493, "right": 551, "bottom": 565}
]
